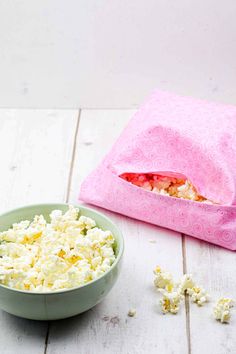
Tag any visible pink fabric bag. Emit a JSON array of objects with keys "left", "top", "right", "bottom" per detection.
[{"left": 79, "top": 90, "right": 236, "bottom": 250}]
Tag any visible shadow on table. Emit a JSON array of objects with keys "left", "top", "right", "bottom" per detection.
[
  {"left": 0, "top": 309, "right": 48, "bottom": 343},
  {"left": 0, "top": 306, "right": 99, "bottom": 348}
]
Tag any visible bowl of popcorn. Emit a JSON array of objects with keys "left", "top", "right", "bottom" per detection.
[{"left": 0, "top": 204, "right": 123, "bottom": 320}]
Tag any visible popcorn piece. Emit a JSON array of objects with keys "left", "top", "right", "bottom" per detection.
[
  {"left": 214, "top": 298, "right": 234, "bottom": 323},
  {"left": 0, "top": 206, "right": 115, "bottom": 292},
  {"left": 187, "top": 286, "right": 210, "bottom": 306},
  {"left": 78, "top": 215, "right": 96, "bottom": 230},
  {"left": 49, "top": 209, "right": 62, "bottom": 220},
  {"left": 159, "top": 189, "right": 170, "bottom": 196},
  {"left": 141, "top": 181, "right": 152, "bottom": 191},
  {"left": 159, "top": 289, "right": 183, "bottom": 314},
  {"left": 128, "top": 308, "right": 136, "bottom": 317},
  {"left": 178, "top": 274, "right": 209, "bottom": 306},
  {"left": 153, "top": 266, "right": 174, "bottom": 290},
  {"left": 178, "top": 274, "right": 195, "bottom": 294},
  {"left": 177, "top": 181, "right": 196, "bottom": 201}
]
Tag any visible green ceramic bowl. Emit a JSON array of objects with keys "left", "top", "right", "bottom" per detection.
[{"left": 0, "top": 204, "right": 124, "bottom": 320}]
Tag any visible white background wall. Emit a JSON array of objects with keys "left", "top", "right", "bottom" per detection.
[{"left": 0, "top": 1, "right": 236, "bottom": 108}]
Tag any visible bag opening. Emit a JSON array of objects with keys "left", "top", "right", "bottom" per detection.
[{"left": 119, "top": 172, "right": 217, "bottom": 204}]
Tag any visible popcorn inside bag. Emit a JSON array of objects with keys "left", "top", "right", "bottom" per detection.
[{"left": 120, "top": 172, "right": 216, "bottom": 204}]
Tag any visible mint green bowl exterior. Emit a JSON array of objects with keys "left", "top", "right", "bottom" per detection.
[{"left": 0, "top": 204, "right": 124, "bottom": 320}]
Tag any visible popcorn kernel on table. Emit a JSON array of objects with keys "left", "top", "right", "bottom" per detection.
[
  {"left": 128, "top": 308, "right": 136, "bottom": 317},
  {"left": 187, "top": 286, "right": 210, "bottom": 306},
  {"left": 214, "top": 298, "right": 234, "bottom": 323},
  {"left": 178, "top": 274, "right": 195, "bottom": 295},
  {"left": 153, "top": 266, "right": 174, "bottom": 290},
  {"left": 159, "top": 290, "right": 183, "bottom": 314}
]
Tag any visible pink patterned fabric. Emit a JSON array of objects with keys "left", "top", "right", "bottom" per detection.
[{"left": 79, "top": 90, "right": 236, "bottom": 250}]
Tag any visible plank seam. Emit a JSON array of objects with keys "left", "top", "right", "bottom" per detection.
[
  {"left": 44, "top": 322, "right": 50, "bottom": 354},
  {"left": 182, "top": 234, "right": 192, "bottom": 354},
  {"left": 66, "top": 109, "right": 81, "bottom": 203}
]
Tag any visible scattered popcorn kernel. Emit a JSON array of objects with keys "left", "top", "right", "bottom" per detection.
[
  {"left": 153, "top": 266, "right": 174, "bottom": 290},
  {"left": 178, "top": 274, "right": 195, "bottom": 294},
  {"left": 178, "top": 274, "right": 210, "bottom": 306},
  {"left": 128, "top": 308, "right": 136, "bottom": 317},
  {"left": 187, "top": 286, "right": 210, "bottom": 306},
  {"left": 159, "top": 290, "right": 183, "bottom": 314},
  {"left": 0, "top": 206, "right": 115, "bottom": 292},
  {"left": 214, "top": 298, "right": 234, "bottom": 323},
  {"left": 120, "top": 173, "right": 216, "bottom": 204}
]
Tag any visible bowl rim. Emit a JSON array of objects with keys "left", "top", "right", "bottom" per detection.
[{"left": 0, "top": 203, "right": 124, "bottom": 295}]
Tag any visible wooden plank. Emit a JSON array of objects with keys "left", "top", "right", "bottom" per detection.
[
  {"left": 184, "top": 236, "right": 236, "bottom": 354},
  {"left": 0, "top": 109, "right": 78, "bottom": 354},
  {"left": 47, "top": 110, "right": 188, "bottom": 354}
]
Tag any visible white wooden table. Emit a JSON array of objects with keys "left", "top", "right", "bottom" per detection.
[{"left": 0, "top": 109, "right": 235, "bottom": 354}]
